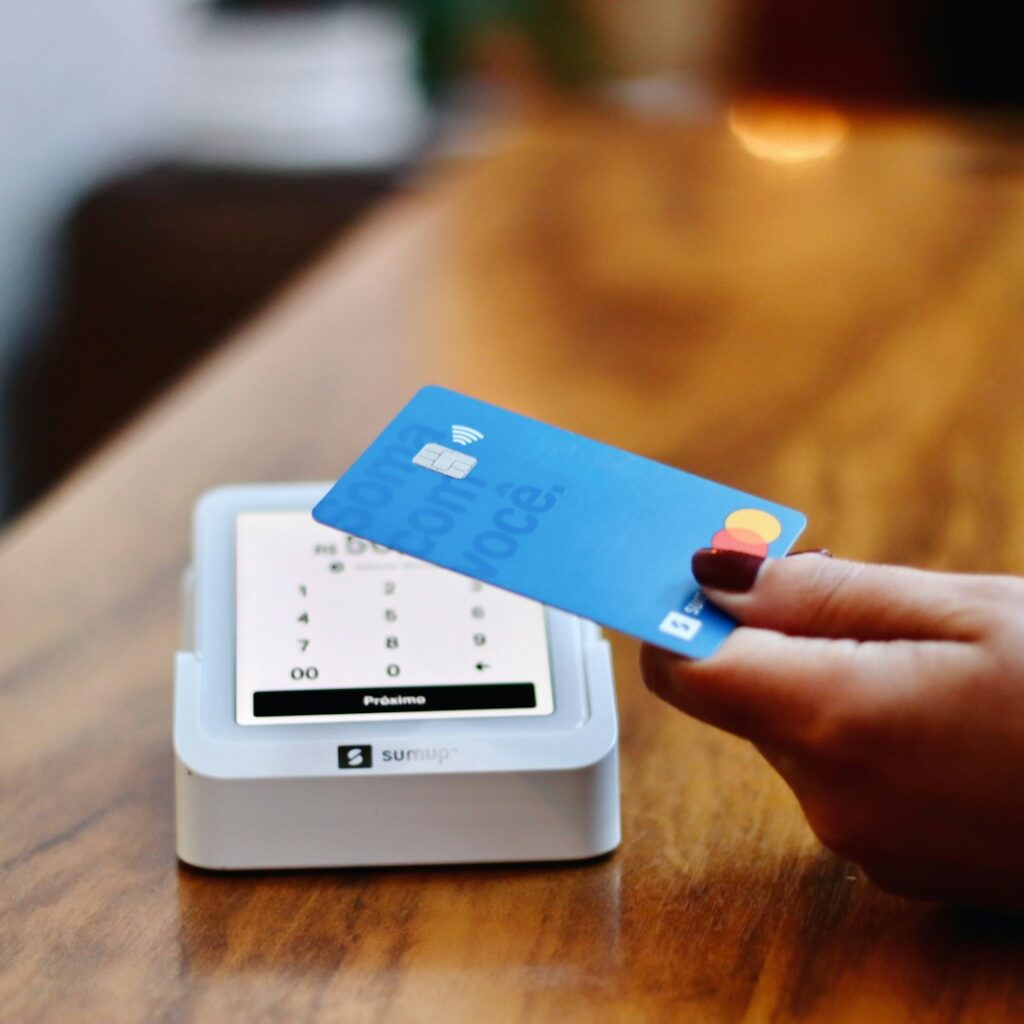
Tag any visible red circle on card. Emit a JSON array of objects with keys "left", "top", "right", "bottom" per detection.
[{"left": 711, "top": 527, "right": 769, "bottom": 557}]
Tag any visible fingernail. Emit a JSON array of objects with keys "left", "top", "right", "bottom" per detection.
[
  {"left": 790, "top": 548, "right": 832, "bottom": 557},
  {"left": 692, "top": 547, "right": 764, "bottom": 592}
]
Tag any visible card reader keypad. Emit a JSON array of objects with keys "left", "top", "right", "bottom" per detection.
[{"left": 234, "top": 512, "right": 555, "bottom": 724}]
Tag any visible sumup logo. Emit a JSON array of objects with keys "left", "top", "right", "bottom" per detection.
[
  {"left": 338, "top": 745, "right": 459, "bottom": 769},
  {"left": 337, "top": 745, "right": 373, "bottom": 769},
  {"left": 382, "top": 746, "right": 457, "bottom": 766},
  {"left": 659, "top": 610, "right": 702, "bottom": 642}
]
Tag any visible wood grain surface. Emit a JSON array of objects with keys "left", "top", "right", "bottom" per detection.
[{"left": 3, "top": 106, "right": 1024, "bottom": 1023}]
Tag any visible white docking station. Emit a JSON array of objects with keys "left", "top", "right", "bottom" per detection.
[{"left": 174, "top": 483, "right": 620, "bottom": 869}]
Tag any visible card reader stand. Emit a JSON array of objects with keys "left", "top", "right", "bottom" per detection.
[{"left": 174, "top": 484, "right": 620, "bottom": 869}]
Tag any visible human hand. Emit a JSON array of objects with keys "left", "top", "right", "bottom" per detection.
[{"left": 640, "top": 550, "right": 1024, "bottom": 908}]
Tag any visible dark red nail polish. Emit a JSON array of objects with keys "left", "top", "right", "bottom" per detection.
[
  {"left": 790, "top": 548, "right": 832, "bottom": 558},
  {"left": 692, "top": 547, "right": 764, "bottom": 592}
]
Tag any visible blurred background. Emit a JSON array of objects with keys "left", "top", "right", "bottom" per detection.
[{"left": 1, "top": 0, "right": 1021, "bottom": 522}]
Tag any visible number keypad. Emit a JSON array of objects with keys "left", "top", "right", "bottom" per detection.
[{"left": 235, "top": 512, "right": 554, "bottom": 724}]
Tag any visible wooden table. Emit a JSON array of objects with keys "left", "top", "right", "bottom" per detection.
[{"left": 4, "top": 105, "right": 1024, "bottom": 1023}]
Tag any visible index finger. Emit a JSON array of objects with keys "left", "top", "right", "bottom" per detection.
[
  {"left": 640, "top": 628, "right": 866, "bottom": 749},
  {"left": 641, "top": 629, "right": 978, "bottom": 750}
]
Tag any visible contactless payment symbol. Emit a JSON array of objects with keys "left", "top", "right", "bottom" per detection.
[
  {"left": 710, "top": 508, "right": 782, "bottom": 557},
  {"left": 411, "top": 424, "right": 485, "bottom": 480},
  {"left": 450, "top": 424, "right": 484, "bottom": 446}
]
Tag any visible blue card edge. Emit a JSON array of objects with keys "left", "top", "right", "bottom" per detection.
[{"left": 313, "top": 383, "right": 809, "bottom": 534}]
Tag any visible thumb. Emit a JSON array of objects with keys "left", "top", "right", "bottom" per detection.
[{"left": 691, "top": 550, "right": 984, "bottom": 642}]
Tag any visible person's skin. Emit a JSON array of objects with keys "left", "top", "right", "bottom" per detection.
[{"left": 640, "top": 549, "right": 1024, "bottom": 909}]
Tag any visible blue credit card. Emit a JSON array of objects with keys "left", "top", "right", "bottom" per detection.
[{"left": 313, "top": 386, "right": 806, "bottom": 658}]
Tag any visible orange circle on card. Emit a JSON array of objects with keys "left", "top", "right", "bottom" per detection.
[
  {"left": 711, "top": 527, "right": 769, "bottom": 557},
  {"left": 725, "top": 508, "right": 782, "bottom": 543}
]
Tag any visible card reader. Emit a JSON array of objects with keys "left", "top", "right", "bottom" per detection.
[{"left": 174, "top": 483, "right": 620, "bottom": 869}]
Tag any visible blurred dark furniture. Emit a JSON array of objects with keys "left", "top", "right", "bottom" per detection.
[
  {"left": 742, "top": 0, "right": 1024, "bottom": 106},
  {"left": 12, "top": 164, "right": 396, "bottom": 509}
]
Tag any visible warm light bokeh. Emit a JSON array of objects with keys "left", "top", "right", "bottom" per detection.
[{"left": 728, "top": 99, "right": 849, "bottom": 163}]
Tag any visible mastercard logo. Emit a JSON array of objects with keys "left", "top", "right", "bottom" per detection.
[{"left": 711, "top": 508, "right": 782, "bottom": 558}]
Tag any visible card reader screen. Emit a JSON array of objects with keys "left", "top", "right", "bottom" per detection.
[{"left": 235, "top": 512, "right": 555, "bottom": 724}]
